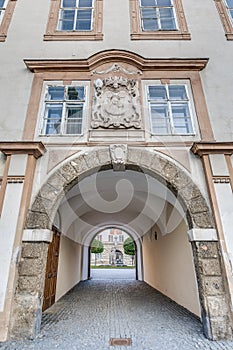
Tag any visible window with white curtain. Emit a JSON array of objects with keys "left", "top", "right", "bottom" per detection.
[
  {"left": 41, "top": 84, "right": 87, "bottom": 135},
  {"left": 147, "top": 83, "right": 194, "bottom": 135}
]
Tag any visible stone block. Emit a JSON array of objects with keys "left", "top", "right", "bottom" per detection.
[
  {"left": 206, "top": 296, "right": 228, "bottom": 317},
  {"left": 209, "top": 316, "right": 232, "bottom": 341},
  {"left": 192, "top": 212, "right": 214, "bottom": 228},
  {"left": 22, "top": 242, "right": 46, "bottom": 258},
  {"left": 128, "top": 148, "right": 142, "bottom": 165},
  {"left": 47, "top": 172, "right": 66, "bottom": 191},
  {"left": 17, "top": 276, "right": 43, "bottom": 294},
  {"left": 178, "top": 184, "right": 201, "bottom": 202},
  {"left": 31, "top": 196, "right": 53, "bottom": 214},
  {"left": 201, "top": 276, "right": 224, "bottom": 296},
  {"left": 189, "top": 196, "right": 210, "bottom": 214},
  {"left": 140, "top": 150, "right": 153, "bottom": 168},
  {"left": 84, "top": 151, "right": 101, "bottom": 169},
  {"left": 199, "top": 258, "right": 221, "bottom": 276},
  {"left": 170, "top": 170, "right": 191, "bottom": 191},
  {"left": 150, "top": 155, "right": 167, "bottom": 175},
  {"left": 70, "top": 155, "right": 89, "bottom": 174},
  {"left": 58, "top": 163, "right": 78, "bottom": 182},
  {"left": 161, "top": 162, "right": 178, "bottom": 182},
  {"left": 11, "top": 294, "right": 42, "bottom": 339},
  {"left": 98, "top": 148, "right": 111, "bottom": 165},
  {"left": 26, "top": 211, "right": 50, "bottom": 229},
  {"left": 195, "top": 242, "right": 219, "bottom": 259},
  {"left": 40, "top": 183, "right": 62, "bottom": 202},
  {"left": 19, "top": 257, "right": 47, "bottom": 277}
]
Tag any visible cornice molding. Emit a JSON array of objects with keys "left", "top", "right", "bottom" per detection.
[
  {"left": 191, "top": 142, "right": 233, "bottom": 156},
  {"left": 24, "top": 50, "right": 209, "bottom": 73},
  {"left": 0, "top": 142, "right": 46, "bottom": 158}
]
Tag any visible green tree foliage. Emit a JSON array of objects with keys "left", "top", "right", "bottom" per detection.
[
  {"left": 91, "top": 239, "right": 104, "bottom": 254},
  {"left": 123, "top": 237, "right": 135, "bottom": 256}
]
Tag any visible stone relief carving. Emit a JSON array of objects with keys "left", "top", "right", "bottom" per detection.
[
  {"left": 110, "top": 144, "right": 127, "bottom": 171},
  {"left": 91, "top": 63, "right": 142, "bottom": 75},
  {"left": 91, "top": 76, "right": 142, "bottom": 129}
]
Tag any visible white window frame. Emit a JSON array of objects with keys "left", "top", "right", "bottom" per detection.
[
  {"left": 38, "top": 81, "right": 89, "bottom": 137},
  {"left": 224, "top": 0, "right": 233, "bottom": 24},
  {"left": 0, "top": 0, "right": 8, "bottom": 25},
  {"left": 143, "top": 80, "right": 197, "bottom": 137},
  {"left": 139, "top": 0, "right": 178, "bottom": 32},
  {"left": 57, "top": 0, "right": 94, "bottom": 32}
]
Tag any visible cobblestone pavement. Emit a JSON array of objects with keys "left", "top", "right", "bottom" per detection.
[{"left": 1, "top": 269, "right": 233, "bottom": 350}]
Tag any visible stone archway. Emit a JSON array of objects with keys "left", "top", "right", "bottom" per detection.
[{"left": 12, "top": 147, "right": 232, "bottom": 340}]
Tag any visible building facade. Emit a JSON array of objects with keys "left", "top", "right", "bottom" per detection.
[
  {"left": 0, "top": 0, "right": 233, "bottom": 342},
  {"left": 91, "top": 228, "right": 135, "bottom": 266}
]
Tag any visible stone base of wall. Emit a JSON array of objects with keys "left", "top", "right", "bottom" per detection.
[
  {"left": 192, "top": 241, "right": 233, "bottom": 340},
  {"left": 10, "top": 242, "right": 49, "bottom": 339}
]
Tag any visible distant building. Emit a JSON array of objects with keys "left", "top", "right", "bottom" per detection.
[{"left": 91, "top": 229, "right": 135, "bottom": 266}]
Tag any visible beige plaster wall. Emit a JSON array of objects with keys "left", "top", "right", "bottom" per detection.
[
  {"left": 143, "top": 218, "right": 201, "bottom": 317},
  {"left": 55, "top": 235, "right": 82, "bottom": 301}
]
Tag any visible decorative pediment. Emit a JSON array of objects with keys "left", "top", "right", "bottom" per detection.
[{"left": 91, "top": 76, "right": 142, "bottom": 129}]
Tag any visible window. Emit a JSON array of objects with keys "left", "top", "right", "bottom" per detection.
[
  {"left": 215, "top": 0, "right": 233, "bottom": 39},
  {"left": 147, "top": 84, "right": 194, "bottom": 135},
  {"left": 0, "top": 0, "right": 17, "bottom": 42},
  {"left": 44, "top": 0, "right": 103, "bottom": 41},
  {"left": 225, "top": 0, "right": 233, "bottom": 23},
  {"left": 109, "top": 235, "right": 113, "bottom": 242},
  {"left": 40, "top": 85, "right": 86, "bottom": 135},
  {"left": 0, "top": 0, "right": 7, "bottom": 24},
  {"left": 57, "top": 0, "right": 94, "bottom": 31},
  {"left": 139, "top": 0, "right": 177, "bottom": 31},
  {"left": 130, "top": 0, "right": 190, "bottom": 40}
]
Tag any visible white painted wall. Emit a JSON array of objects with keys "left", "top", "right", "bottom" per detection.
[
  {"left": 142, "top": 219, "right": 201, "bottom": 317},
  {"left": 55, "top": 235, "right": 82, "bottom": 301},
  {"left": 0, "top": 183, "right": 23, "bottom": 311},
  {"left": 0, "top": 0, "right": 232, "bottom": 141}
]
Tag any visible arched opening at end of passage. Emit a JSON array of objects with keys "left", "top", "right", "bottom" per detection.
[{"left": 86, "top": 226, "right": 141, "bottom": 281}]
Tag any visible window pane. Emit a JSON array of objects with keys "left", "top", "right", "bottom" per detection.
[
  {"left": 159, "top": 8, "right": 176, "bottom": 29},
  {"left": 62, "top": 0, "right": 76, "bottom": 8},
  {"left": 47, "top": 87, "right": 65, "bottom": 100},
  {"left": 59, "top": 10, "right": 75, "bottom": 30},
  {"left": 44, "top": 104, "right": 63, "bottom": 135},
  {"left": 0, "top": 0, "right": 6, "bottom": 8},
  {"left": 150, "top": 104, "right": 169, "bottom": 133},
  {"left": 149, "top": 86, "right": 167, "bottom": 100},
  {"left": 157, "top": 0, "right": 172, "bottom": 6},
  {"left": 229, "top": 9, "right": 233, "bottom": 19},
  {"left": 141, "top": 0, "right": 156, "bottom": 6},
  {"left": 67, "top": 86, "right": 85, "bottom": 100},
  {"left": 66, "top": 105, "right": 83, "bottom": 119},
  {"left": 226, "top": 0, "right": 233, "bottom": 8},
  {"left": 142, "top": 19, "right": 159, "bottom": 30},
  {"left": 171, "top": 103, "right": 190, "bottom": 118},
  {"left": 168, "top": 86, "right": 187, "bottom": 100},
  {"left": 76, "top": 9, "right": 92, "bottom": 30},
  {"left": 77, "top": 9, "right": 92, "bottom": 19},
  {"left": 79, "top": 0, "right": 93, "bottom": 7},
  {"left": 142, "top": 8, "right": 157, "bottom": 18},
  {"left": 173, "top": 117, "right": 193, "bottom": 134}
]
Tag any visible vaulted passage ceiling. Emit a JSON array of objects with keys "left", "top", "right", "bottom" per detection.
[{"left": 56, "top": 169, "right": 186, "bottom": 244}]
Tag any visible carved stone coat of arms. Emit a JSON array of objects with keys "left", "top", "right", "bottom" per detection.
[{"left": 91, "top": 76, "right": 142, "bottom": 129}]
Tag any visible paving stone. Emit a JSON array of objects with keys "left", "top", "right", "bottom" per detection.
[{"left": 1, "top": 269, "right": 233, "bottom": 350}]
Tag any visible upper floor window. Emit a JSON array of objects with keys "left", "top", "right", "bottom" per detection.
[
  {"left": 215, "top": 0, "right": 233, "bottom": 40},
  {"left": 0, "top": 0, "right": 7, "bottom": 25},
  {"left": 0, "top": 0, "right": 17, "bottom": 42},
  {"left": 130, "top": 0, "right": 190, "bottom": 40},
  {"left": 225, "top": 0, "right": 233, "bottom": 24},
  {"left": 58, "top": 0, "right": 94, "bottom": 31},
  {"left": 40, "top": 85, "right": 87, "bottom": 135},
  {"left": 147, "top": 84, "right": 194, "bottom": 135},
  {"left": 44, "top": 0, "right": 103, "bottom": 41},
  {"left": 139, "top": 0, "right": 177, "bottom": 31}
]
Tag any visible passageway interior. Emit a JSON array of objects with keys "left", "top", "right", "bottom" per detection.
[{"left": 44, "top": 168, "right": 201, "bottom": 318}]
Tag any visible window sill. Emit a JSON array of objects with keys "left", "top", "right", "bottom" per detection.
[
  {"left": 0, "top": 34, "right": 6, "bottom": 42},
  {"left": 226, "top": 33, "right": 233, "bottom": 40},
  {"left": 131, "top": 31, "right": 191, "bottom": 40},
  {"left": 44, "top": 31, "right": 103, "bottom": 41}
]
